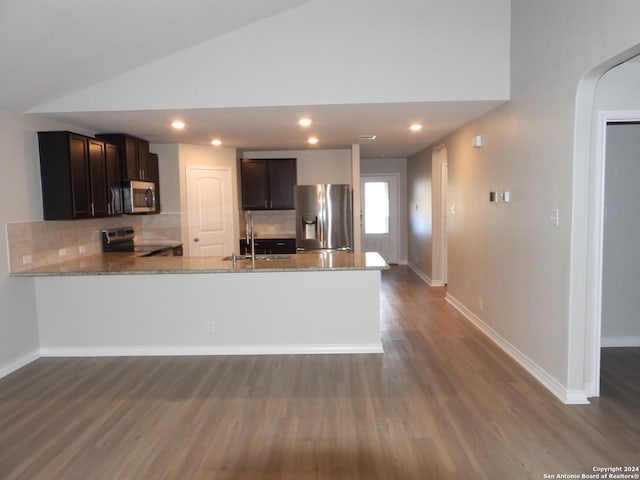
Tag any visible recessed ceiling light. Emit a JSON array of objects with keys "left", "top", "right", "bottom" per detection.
[
  {"left": 171, "top": 121, "right": 185, "bottom": 129},
  {"left": 298, "top": 118, "right": 312, "bottom": 127},
  {"left": 211, "top": 139, "right": 222, "bottom": 146},
  {"left": 308, "top": 137, "right": 319, "bottom": 145},
  {"left": 409, "top": 123, "right": 423, "bottom": 132},
  {"left": 359, "top": 134, "right": 377, "bottom": 140}
]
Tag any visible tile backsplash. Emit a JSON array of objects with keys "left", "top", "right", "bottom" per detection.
[
  {"left": 239, "top": 210, "right": 296, "bottom": 237},
  {"left": 6, "top": 213, "right": 182, "bottom": 272}
]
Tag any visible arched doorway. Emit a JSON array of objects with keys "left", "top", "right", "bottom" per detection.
[{"left": 571, "top": 47, "right": 640, "bottom": 398}]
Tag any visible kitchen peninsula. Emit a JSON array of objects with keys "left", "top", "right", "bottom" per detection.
[{"left": 16, "top": 252, "right": 388, "bottom": 357}]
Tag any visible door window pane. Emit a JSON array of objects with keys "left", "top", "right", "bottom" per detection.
[{"left": 364, "top": 181, "right": 389, "bottom": 234}]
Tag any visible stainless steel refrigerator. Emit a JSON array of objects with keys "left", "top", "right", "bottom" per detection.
[{"left": 295, "top": 184, "right": 352, "bottom": 252}]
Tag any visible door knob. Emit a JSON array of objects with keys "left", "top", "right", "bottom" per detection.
[{"left": 194, "top": 238, "right": 200, "bottom": 242}]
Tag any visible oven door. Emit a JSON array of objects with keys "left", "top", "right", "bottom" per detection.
[{"left": 124, "top": 180, "right": 156, "bottom": 214}]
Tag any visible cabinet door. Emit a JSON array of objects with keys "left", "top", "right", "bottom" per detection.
[
  {"left": 147, "top": 153, "right": 160, "bottom": 213},
  {"left": 137, "top": 141, "right": 151, "bottom": 180},
  {"left": 241, "top": 160, "right": 269, "bottom": 210},
  {"left": 105, "top": 142, "right": 123, "bottom": 215},
  {"left": 68, "top": 134, "right": 92, "bottom": 218},
  {"left": 123, "top": 135, "right": 139, "bottom": 180},
  {"left": 268, "top": 159, "right": 296, "bottom": 209},
  {"left": 88, "top": 139, "right": 109, "bottom": 217}
]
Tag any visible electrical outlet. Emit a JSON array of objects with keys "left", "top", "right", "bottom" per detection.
[
  {"left": 78, "top": 245, "right": 86, "bottom": 254},
  {"left": 22, "top": 255, "right": 32, "bottom": 265},
  {"left": 206, "top": 321, "right": 215, "bottom": 334},
  {"left": 59, "top": 248, "right": 67, "bottom": 257}
]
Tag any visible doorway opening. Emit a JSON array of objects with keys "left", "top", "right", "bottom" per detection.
[
  {"left": 360, "top": 174, "right": 400, "bottom": 264},
  {"left": 574, "top": 47, "right": 640, "bottom": 400},
  {"left": 185, "top": 166, "right": 234, "bottom": 256},
  {"left": 589, "top": 113, "right": 640, "bottom": 398}
]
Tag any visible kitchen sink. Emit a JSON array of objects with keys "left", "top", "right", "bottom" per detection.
[{"left": 221, "top": 254, "right": 291, "bottom": 261}]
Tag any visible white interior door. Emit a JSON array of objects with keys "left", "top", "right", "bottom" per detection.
[
  {"left": 186, "top": 166, "right": 234, "bottom": 256},
  {"left": 360, "top": 175, "right": 400, "bottom": 264}
]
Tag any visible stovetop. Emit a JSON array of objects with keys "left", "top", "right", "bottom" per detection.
[{"left": 101, "top": 226, "right": 181, "bottom": 255}]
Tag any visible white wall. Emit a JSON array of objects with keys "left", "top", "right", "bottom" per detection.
[
  {"left": 360, "top": 158, "right": 408, "bottom": 264},
  {"left": 31, "top": 0, "right": 510, "bottom": 113},
  {"left": 0, "top": 109, "right": 40, "bottom": 374},
  {"left": 407, "top": 149, "right": 433, "bottom": 280},
  {"left": 594, "top": 60, "right": 640, "bottom": 109},
  {"left": 35, "top": 270, "right": 383, "bottom": 354},
  {"left": 243, "top": 149, "right": 352, "bottom": 185},
  {"left": 0, "top": 109, "right": 94, "bottom": 375},
  {"left": 408, "top": 1, "right": 640, "bottom": 403}
]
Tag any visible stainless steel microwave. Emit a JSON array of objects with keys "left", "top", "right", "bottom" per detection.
[{"left": 123, "top": 180, "right": 156, "bottom": 214}]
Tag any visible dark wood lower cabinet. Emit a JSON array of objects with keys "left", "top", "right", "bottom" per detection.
[{"left": 238, "top": 238, "right": 296, "bottom": 255}]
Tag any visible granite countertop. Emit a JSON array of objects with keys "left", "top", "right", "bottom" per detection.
[{"left": 12, "top": 251, "right": 389, "bottom": 277}]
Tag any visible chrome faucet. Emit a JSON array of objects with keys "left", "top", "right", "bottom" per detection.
[{"left": 245, "top": 211, "right": 256, "bottom": 262}]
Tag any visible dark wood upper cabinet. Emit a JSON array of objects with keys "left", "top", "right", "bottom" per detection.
[
  {"left": 241, "top": 158, "right": 296, "bottom": 210},
  {"left": 38, "top": 131, "right": 119, "bottom": 220},
  {"left": 87, "top": 138, "right": 109, "bottom": 217},
  {"left": 241, "top": 159, "right": 269, "bottom": 210},
  {"left": 147, "top": 152, "right": 160, "bottom": 213},
  {"left": 105, "top": 142, "right": 123, "bottom": 215},
  {"left": 96, "top": 133, "right": 151, "bottom": 181}
]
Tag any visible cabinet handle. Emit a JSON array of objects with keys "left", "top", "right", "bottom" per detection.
[
  {"left": 264, "top": 200, "right": 268, "bottom": 208},
  {"left": 194, "top": 238, "right": 200, "bottom": 242},
  {"left": 91, "top": 203, "right": 95, "bottom": 216},
  {"left": 270, "top": 200, "right": 273, "bottom": 208}
]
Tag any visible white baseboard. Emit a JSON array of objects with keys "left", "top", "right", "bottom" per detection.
[
  {"left": 601, "top": 336, "right": 640, "bottom": 347},
  {"left": 0, "top": 349, "right": 40, "bottom": 380},
  {"left": 444, "top": 293, "right": 589, "bottom": 405},
  {"left": 39, "top": 343, "right": 384, "bottom": 357},
  {"left": 407, "top": 264, "right": 446, "bottom": 287}
]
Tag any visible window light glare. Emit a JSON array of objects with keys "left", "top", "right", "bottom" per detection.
[
  {"left": 171, "top": 121, "right": 185, "bottom": 129},
  {"left": 211, "top": 139, "right": 222, "bottom": 146},
  {"left": 409, "top": 123, "right": 423, "bottom": 132},
  {"left": 298, "top": 118, "right": 312, "bottom": 127},
  {"left": 308, "top": 137, "right": 319, "bottom": 145}
]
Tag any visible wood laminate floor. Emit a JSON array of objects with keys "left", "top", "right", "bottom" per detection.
[{"left": 1, "top": 266, "right": 638, "bottom": 479}]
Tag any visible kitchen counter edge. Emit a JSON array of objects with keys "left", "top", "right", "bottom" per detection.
[{"left": 11, "top": 252, "right": 389, "bottom": 277}]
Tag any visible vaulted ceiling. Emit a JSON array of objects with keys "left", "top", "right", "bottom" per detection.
[{"left": 0, "top": 0, "right": 511, "bottom": 158}]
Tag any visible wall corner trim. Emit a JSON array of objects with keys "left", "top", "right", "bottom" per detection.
[
  {"left": 408, "top": 264, "right": 445, "bottom": 287},
  {"left": 444, "top": 293, "right": 590, "bottom": 405},
  {"left": 0, "top": 349, "right": 40, "bottom": 381}
]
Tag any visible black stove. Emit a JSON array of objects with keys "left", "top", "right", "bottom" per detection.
[{"left": 101, "top": 227, "right": 183, "bottom": 257}]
